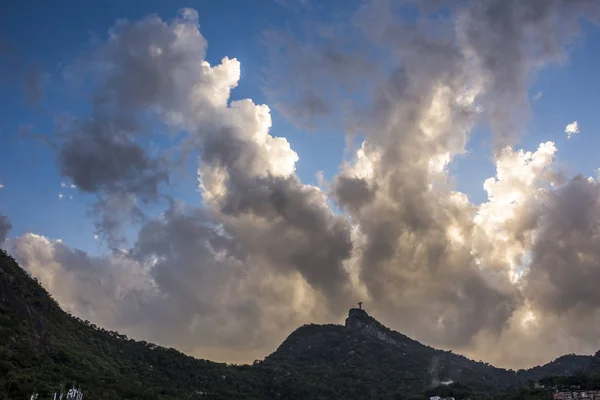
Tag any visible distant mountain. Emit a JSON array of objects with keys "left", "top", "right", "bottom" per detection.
[
  {"left": 264, "top": 308, "right": 595, "bottom": 396},
  {"left": 1, "top": 249, "right": 597, "bottom": 399},
  {"left": 519, "top": 353, "right": 594, "bottom": 382}
]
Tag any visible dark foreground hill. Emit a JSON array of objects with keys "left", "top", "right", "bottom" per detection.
[{"left": 1, "top": 249, "right": 599, "bottom": 400}]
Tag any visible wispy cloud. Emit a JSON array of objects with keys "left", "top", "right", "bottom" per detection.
[
  {"left": 59, "top": 182, "right": 77, "bottom": 196},
  {"left": 533, "top": 91, "right": 543, "bottom": 100}
]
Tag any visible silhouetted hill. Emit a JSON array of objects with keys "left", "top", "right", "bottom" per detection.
[
  {"left": 1, "top": 249, "right": 598, "bottom": 399},
  {"left": 0, "top": 250, "right": 265, "bottom": 400},
  {"left": 519, "top": 354, "right": 594, "bottom": 381},
  {"left": 267, "top": 308, "right": 518, "bottom": 395}
]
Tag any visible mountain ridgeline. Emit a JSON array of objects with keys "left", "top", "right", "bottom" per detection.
[{"left": 1, "top": 249, "right": 599, "bottom": 400}]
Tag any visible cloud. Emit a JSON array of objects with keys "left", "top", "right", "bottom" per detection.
[
  {"left": 58, "top": 191, "right": 74, "bottom": 201},
  {"left": 54, "top": 8, "right": 229, "bottom": 245},
  {"left": 533, "top": 91, "right": 543, "bottom": 101},
  {"left": 59, "top": 182, "right": 78, "bottom": 190},
  {"left": 454, "top": 0, "right": 597, "bottom": 151},
  {"left": 466, "top": 174, "right": 600, "bottom": 368},
  {"left": 56, "top": 7, "right": 355, "bottom": 306},
  {"left": 7, "top": 1, "right": 600, "bottom": 371},
  {"left": 6, "top": 206, "right": 329, "bottom": 362},
  {"left": 24, "top": 6, "right": 353, "bottom": 348},
  {"left": 264, "top": 0, "right": 600, "bottom": 366},
  {"left": 565, "top": 121, "right": 580, "bottom": 138},
  {"left": 525, "top": 175, "right": 600, "bottom": 314},
  {"left": 0, "top": 181, "right": 4, "bottom": 189},
  {"left": 266, "top": 0, "right": 597, "bottom": 152},
  {"left": 194, "top": 98, "right": 355, "bottom": 312}
]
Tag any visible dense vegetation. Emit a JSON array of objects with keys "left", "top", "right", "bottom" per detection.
[{"left": 2, "top": 249, "right": 600, "bottom": 400}]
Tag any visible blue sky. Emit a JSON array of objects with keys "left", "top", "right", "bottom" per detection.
[{"left": 2, "top": 0, "right": 600, "bottom": 255}]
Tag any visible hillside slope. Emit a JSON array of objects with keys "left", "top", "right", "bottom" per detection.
[
  {"left": 0, "top": 250, "right": 267, "bottom": 400},
  {"left": 1, "top": 249, "right": 597, "bottom": 399}
]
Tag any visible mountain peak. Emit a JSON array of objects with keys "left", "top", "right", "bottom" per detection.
[
  {"left": 347, "top": 307, "right": 370, "bottom": 319},
  {"left": 345, "top": 307, "right": 412, "bottom": 346},
  {"left": 345, "top": 307, "right": 378, "bottom": 332}
]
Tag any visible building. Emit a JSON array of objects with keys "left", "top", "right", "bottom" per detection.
[
  {"left": 554, "top": 390, "right": 600, "bottom": 400},
  {"left": 30, "top": 385, "right": 84, "bottom": 400}
]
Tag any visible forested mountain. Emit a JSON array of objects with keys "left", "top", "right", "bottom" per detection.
[{"left": 1, "top": 249, "right": 597, "bottom": 400}]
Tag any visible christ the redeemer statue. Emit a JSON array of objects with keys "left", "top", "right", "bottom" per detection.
[{"left": 357, "top": 301, "right": 363, "bottom": 310}]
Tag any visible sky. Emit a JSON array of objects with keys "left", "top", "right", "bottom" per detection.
[{"left": 2, "top": 0, "right": 600, "bottom": 369}]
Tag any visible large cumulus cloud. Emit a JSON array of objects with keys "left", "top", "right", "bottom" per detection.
[
  {"left": 6, "top": 208, "right": 325, "bottom": 364},
  {"left": 8, "top": 6, "right": 353, "bottom": 362},
  {"left": 56, "top": 9, "right": 237, "bottom": 246},
  {"left": 6, "top": 0, "right": 600, "bottom": 370},
  {"left": 266, "top": 0, "right": 600, "bottom": 367}
]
